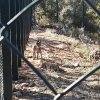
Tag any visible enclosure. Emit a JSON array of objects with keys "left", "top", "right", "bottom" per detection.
[{"left": 0, "top": 0, "right": 100, "bottom": 100}]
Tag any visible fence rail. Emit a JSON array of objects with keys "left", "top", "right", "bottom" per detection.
[{"left": 0, "top": 0, "right": 100, "bottom": 100}]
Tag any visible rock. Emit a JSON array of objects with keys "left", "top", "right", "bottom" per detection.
[
  {"left": 73, "top": 61, "right": 80, "bottom": 67},
  {"left": 20, "top": 83, "right": 28, "bottom": 88},
  {"left": 13, "top": 91, "right": 22, "bottom": 97},
  {"left": 28, "top": 81, "right": 36, "bottom": 87}
]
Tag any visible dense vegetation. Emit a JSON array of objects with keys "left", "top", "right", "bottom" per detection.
[{"left": 34, "top": 0, "right": 100, "bottom": 35}]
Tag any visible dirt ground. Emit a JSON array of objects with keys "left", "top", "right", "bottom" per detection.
[{"left": 13, "top": 28, "right": 100, "bottom": 100}]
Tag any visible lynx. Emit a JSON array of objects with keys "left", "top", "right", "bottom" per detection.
[{"left": 33, "top": 39, "right": 42, "bottom": 59}]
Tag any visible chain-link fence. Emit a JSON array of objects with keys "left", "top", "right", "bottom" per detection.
[
  {"left": 0, "top": 9, "right": 3, "bottom": 99},
  {"left": 0, "top": 0, "right": 100, "bottom": 100},
  {"left": 0, "top": 44, "right": 3, "bottom": 100}
]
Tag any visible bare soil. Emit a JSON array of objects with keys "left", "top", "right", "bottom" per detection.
[{"left": 13, "top": 28, "right": 100, "bottom": 100}]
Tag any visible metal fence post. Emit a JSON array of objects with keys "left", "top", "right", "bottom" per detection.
[
  {"left": 28, "top": 0, "right": 32, "bottom": 37},
  {"left": 25, "top": 0, "right": 28, "bottom": 44},
  {"left": 27, "top": 0, "right": 32, "bottom": 40},
  {"left": 1, "top": 0, "right": 12, "bottom": 99},
  {"left": 16, "top": 0, "right": 22, "bottom": 67},
  {"left": 20, "top": 0, "right": 24, "bottom": 54},
  {"left": 29, "top": 0, "right": 32, "bottom": 32},
  {"left": 26, "top": 0, "right": 29, "bottom": 41},
  {"left": 24, "top": 0, "right": 28, "bottom": 48},
  {"left": 10, "top": 0, "right": 18, "bottom": 80},
  {"left": 22, "top": 0, "right": 25, "bottom": 50}
]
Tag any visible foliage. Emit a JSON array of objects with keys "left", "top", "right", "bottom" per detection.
[
  {"left": 85, "top": 3, "right": 100, "bottom": 32},
  {"left": 35, "top": 0, "right": 100, "bottom": 34}
]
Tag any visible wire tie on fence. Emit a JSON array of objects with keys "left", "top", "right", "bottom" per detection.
[
  {"left": 0, "top": 22, "right": 8, "bottom": 38},
  {"left": 0, "top": 36, "right": 5, "bottom": 44}
]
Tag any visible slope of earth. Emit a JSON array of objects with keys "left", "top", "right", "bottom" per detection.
[{"left": 13, "top": 28, "right": 100, "bottom": 100}]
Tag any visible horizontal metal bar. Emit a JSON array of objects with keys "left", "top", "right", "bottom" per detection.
[
  {"left": 54, "top": 64, "right": 100, "bottom": 100},
  {"left": 84, "top": 0, "right": 100, "bottom": 16},
  {"left": 0, "top": 0, "right": 43, "bottom": 36},
  {"left": 3, "top": 38, "right": 57, "bottom": 95}
]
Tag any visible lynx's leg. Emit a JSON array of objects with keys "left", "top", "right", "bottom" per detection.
[
  {"left": 39, "top": 48, "right": 42, "bottom": 59},
  {"left": 37, "top": 52, "right": 39, "bottom": 59},
  {"left": 33, "top": 50, "right": 37, "bottom": 59},
  {"left": 40, "top": 51, "right": 42, "bottom": 59}
]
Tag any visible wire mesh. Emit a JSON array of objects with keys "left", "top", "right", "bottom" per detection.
[
  {"left": 0, "top": 8, "right": 3, "bottom": 99},
  {"left": 0, "top": 44, "right": 3, "bottom": 100}
]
